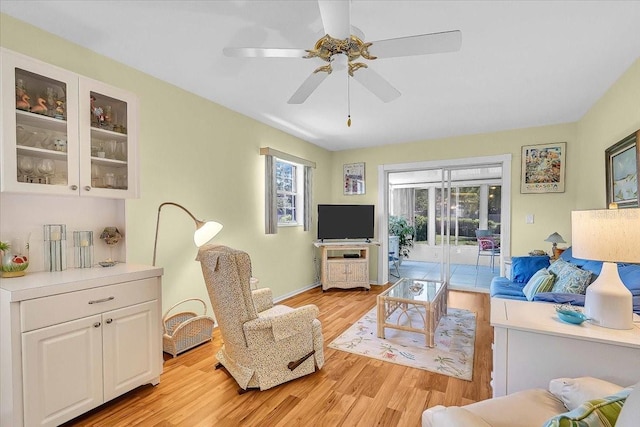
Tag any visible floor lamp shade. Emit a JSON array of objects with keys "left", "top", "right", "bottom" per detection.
[
  {"left": 194, "top": 220, "right": 224, "bottom": 247},
  {"left": 153, "top": 202, "right": 223, "bottom": 266},
  {"left": 571, "top": 208, "right": 640, "bottom": 329}
]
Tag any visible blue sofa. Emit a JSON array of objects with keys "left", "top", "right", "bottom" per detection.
[{"left": 490, "top": 247, "right": 640, "bottom": 314}]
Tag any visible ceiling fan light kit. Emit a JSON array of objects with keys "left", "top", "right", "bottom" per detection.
[{"left": 223, "top": 0, "right": 462, "bottom": 124}]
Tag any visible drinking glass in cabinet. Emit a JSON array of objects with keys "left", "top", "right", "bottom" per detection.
[
  {"left": 17, "top": 156, "right": 35, "bottom": 182},
  {"left": 116, "top": 174, "right": 128, "bottom": 189},
  {"left": 116, "top": 141, "right": 127, "bottom": 161},
  {"left": 104, "top": 173, "right": 115, "bottom": 188},
  {"left": 16, "top": 126, "right": 35, "bottom": 147},
  {"left": 36, "top": 159, "right": 55, "bottom": 184},
  {"left": 91, "top": 164, "right": 102, "bottom": 187},
  {"left": 105, "top": 140, "right": 117, "bottom": 159},
  {"left": 31, "top": 130, "right": 50, "bottom": 149}
]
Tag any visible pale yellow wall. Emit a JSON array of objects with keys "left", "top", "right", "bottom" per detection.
[
  {"left": 2, "top": 13, "right": 637, "bottom": 299},
  {"left": 576, "top": 58, "right": 640, "bottom": 210},
  {"left": 332, "top": 123, "right": 578, "bottom": 258},
  {"left": 331, "top": 58, "right": 640, "bottom": 263},
  {"left": 0, "top": 14, "right": 333, "bottom": 312}
]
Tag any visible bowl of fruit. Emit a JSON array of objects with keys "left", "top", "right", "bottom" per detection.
[{"left": 1, "top": 241, "right": 29, "bottom": 278}]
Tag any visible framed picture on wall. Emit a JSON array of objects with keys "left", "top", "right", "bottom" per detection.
[
  {"left": 344, "top": 162, "right": 365, "bottom": 195},
  {"left": 605, "top": 130, "right": 639, "bottom": 208},
  {"left": 521, "top": 142, "right": 566, "bottom": 193}
]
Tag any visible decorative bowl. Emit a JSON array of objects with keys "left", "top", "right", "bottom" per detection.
[
  {"left": 556, "top": 308, "right": 588, "bottom": 325},
  {"left": 1, "top": 254, "right": 29, "bottom": 278}
]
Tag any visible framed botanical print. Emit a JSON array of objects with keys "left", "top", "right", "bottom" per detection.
[
  {"left": 343, "top": 162, "right": 365, "bottom": 195},
  {"left": 521, "top": 142, "right": 566, "bottom": 193},
  {"left": 605, "top": 130, "right": 639, "bottom": 208}
]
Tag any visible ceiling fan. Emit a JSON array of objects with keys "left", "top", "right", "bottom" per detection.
[{"left": 223, "top": 1, "right": 461, "bottom": 124}]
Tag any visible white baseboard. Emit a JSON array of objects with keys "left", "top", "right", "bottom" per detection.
[{"left": 273, "top": 282, "right": 321, "bottom": 303}]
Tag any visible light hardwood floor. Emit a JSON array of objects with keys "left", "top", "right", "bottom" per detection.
[{"left": 63, "top": 285, "right": 492, "bottom": 427}]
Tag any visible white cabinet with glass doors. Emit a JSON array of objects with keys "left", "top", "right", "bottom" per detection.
[{"left": 0, "top": 48, "right": 138, "bottom": 198}]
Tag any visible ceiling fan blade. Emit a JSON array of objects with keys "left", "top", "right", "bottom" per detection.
[
  {"left": 223, "top": 47, "right": 308, "bottom": 58},
  {"left": 351, "top": 67, "right": 400, "bottom": 103},
  {"left": 288, "top": 71, "right": 330, "bottom": 104},
  {"left": 368, "top": 30, "right": 462, "bottom": 58},
  {"left": 318, "top": 0, "right": 350, "bottom": 39}
]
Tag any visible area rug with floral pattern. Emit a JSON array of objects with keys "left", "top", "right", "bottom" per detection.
[{"left": 328, "top": 307, "right": 476, "bottom": 380}]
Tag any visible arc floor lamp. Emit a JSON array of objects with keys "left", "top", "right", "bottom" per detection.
[{"left": 152, "top": 202, "right": 223, "bottom": 266}]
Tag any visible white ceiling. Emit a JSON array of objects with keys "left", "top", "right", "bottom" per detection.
[{"left": 2, "top": 1, "right": 639, "bottom": 151}]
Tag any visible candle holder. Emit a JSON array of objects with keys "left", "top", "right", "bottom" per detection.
[
  {"left": 73, "top": 231, "right": 93, "bottom": 268},
  {"left": 44, "top": 224, "right": 66, "bottom": 272}
]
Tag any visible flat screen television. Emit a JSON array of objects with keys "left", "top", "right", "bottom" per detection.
[{"left": 317, "top": 204, "right": 375, "bottom": 241}]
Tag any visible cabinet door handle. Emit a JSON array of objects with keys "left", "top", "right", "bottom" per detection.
[
  {"left": 84, "top": 186, "right": 91, "bottom": 191},
  {"left": 93, "top": 322, "right": 101, "bottom": 328},
  {"left": 70, "top": 185, "right": 78, "bottom": 190},
  {"left": 88, "top": 296, "right": 114, "bottom": 304},
  {"left": 105, "top": 318, "right": 113, "bottom": 324}
]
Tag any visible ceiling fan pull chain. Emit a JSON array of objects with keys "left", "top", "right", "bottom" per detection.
[{"left": 347, "top": 70, "right": 352, "bottom": 127}]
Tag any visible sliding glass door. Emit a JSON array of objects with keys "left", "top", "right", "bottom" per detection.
[{"left": 384, "top": 158, "right": 508, "bottom": 291}]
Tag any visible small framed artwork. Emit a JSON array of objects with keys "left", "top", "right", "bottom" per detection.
[
  {"left": 521, "top": 142, "right": 567, "bottom": 193},
  {"left": 605, "top": 130, "right": 639, "bottom": 208},
  {"left": 344, "top": 162, "right": 365, "bottom": 195}
]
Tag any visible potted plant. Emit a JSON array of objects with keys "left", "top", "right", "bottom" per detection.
[
  {"left": 0, "top": 241, "right": 10, "bottom": 263},
  {"left": 389, "top": 215, "right": 415, "bottom": 260}
]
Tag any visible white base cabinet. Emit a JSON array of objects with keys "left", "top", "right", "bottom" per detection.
[
  {"left": 22, "top": 314, "right": 104, "bottom": 426},
  {"left": 490, "top": 298, "right": 640, "bottom": 397},
  {"left": 0, "top": 264, "right": 163, "bottom": 427}
]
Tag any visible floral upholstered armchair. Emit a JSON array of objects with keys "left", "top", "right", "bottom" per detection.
[{"left": 197, "top": 244, "right": 324, "bottom": 392}]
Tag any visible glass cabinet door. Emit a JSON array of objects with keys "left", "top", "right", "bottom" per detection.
[
  {"left": 1, "top": 49, "right": 80, "bottom": 195},
  {"left": 79, "top": 78, "right": 138, "bottom": 199},
  {"left": 1, "top": 49, "right": 137, "bottom": 199}
]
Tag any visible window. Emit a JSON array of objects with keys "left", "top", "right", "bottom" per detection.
[
  {"left": 261, "top": 147, "right": 315, "bottom": 234},
  {"left": 276, "top": 159, "right": 304, "bottom": 226}
]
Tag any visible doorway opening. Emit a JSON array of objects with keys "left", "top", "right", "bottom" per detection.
[{"left": 378, "top": 154, "right": 512, "bottom": 292}]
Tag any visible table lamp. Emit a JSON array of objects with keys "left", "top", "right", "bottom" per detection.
[
  {"left": 152, "top": 202, "right": 223, "bottom": 266},
  {"left": 544, "top": 232, "right": 566, "bottom": 257},
  {"left": 571, "top": 208, "right": 640, "bottom": 330}
]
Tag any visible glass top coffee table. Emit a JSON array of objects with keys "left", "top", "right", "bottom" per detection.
[{"left": 376, "top": 278, "right": 448, "bottom": 347}]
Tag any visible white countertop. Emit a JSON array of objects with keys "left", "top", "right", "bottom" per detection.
[
  {"left": 0, "top": 263, "right": 163, "bottom": 302},
  {"left": 490, "top": 298, "right": 640, "bottom": 349}
]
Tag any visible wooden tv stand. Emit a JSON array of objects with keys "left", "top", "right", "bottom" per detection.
[{"left": 314, "top": 242, "right": 375, "bottom": 291}]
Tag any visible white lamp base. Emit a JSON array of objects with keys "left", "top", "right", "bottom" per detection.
[{"left": 584, "top": 262, "right": 633, "bottom": 330}]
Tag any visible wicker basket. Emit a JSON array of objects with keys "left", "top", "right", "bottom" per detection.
[{"left": 162, "top": 298, "right": 215, "bottom": 357}]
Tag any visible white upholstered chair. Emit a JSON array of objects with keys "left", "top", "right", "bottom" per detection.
[{"left": 197, "top": 244, "right": 324, "bottom": 392}]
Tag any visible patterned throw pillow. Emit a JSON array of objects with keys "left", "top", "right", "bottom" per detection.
[
  {"left": 549, "top": 258, "right": 571, "bottom": 277},
  {"left": 552, "top": 263, "right": 593, "bottom": 294},
  {"left": 543, "top": 388, "right": 630, "bottom": 427},
  {"left": 523, "top": 268, "right": 556, "bottom": 301}
]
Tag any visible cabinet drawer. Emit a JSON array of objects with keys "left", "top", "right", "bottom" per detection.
[{"left": 21, "top": 277, "right": 159, "bottom": 332}]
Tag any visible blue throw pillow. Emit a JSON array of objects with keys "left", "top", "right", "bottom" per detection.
[
  {"left": 618, "top": 264, "right": 640, "bottom": 294},
  {"left": 512, "top": 255, "right": 551, "bottom": 283}
]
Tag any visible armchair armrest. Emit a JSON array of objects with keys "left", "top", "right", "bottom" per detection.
[
  {"left": 244, "top": 304, "right": 320, "bottom": 341},
  {"left": 252, "top": 288, "right": 273, "bottom": 312}
]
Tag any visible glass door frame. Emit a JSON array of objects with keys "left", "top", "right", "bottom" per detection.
[{"left": 377, "top": 154, "right": 512, "bottom": 284}]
